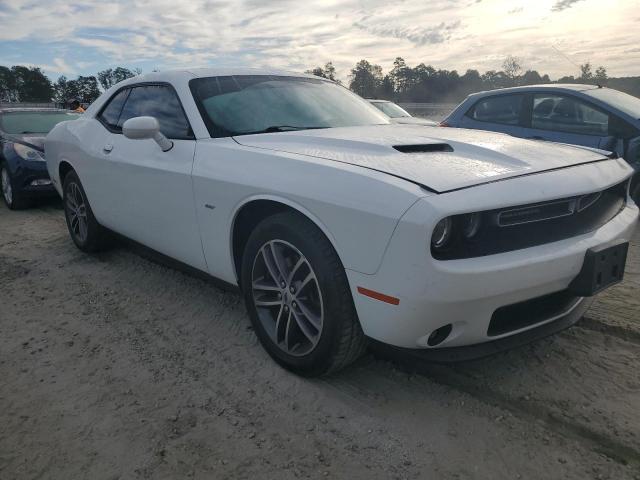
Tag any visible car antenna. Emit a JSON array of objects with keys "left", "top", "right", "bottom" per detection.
[{"left": 550, "top": 44, "right": 582, "bottom": 79}]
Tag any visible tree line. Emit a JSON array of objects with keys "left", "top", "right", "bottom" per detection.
[
  {"left": 0, "top": 66, "right": 140, "bottom": 104},
  {"left": 2, "top": 57, "right": 639, "bottom": 106},
  {"left": 309, "top": 56, "right": 640, "bottom": 103}
]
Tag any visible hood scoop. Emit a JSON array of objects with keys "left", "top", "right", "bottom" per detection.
[{"left": 393, "top": 143, "right": 453, "bottom": 154}]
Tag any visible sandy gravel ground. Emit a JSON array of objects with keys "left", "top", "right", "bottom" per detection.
[{"left": 0, "top": 200, "right": 639, "bottom": 480}]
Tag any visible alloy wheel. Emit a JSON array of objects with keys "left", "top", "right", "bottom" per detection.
[
  {"left": 251, "top": 239, "right": 324, "bottom": 356},
  {"left": 66, "top": 182, "right": 88, "bottom": 243},
  {"left": 1, "top": 168, "right": 12, "bottom": 205}
]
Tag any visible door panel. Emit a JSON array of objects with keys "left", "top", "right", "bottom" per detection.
[
  {"left": 99, "top": 135, "right": 205, "bottom": 270},
  {"left": 83, "top": 83, "right": 206, "bottom": 270}
]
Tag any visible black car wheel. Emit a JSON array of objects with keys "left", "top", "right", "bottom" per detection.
[
  {"left": 241, "top": 211, "right": 366, "bottom": 376},
  {"left": 62, "top": 170, "right": 110, "bottom": 252},
  {"left": 1, "top": 163, "right": 29, "bottom": 210}
]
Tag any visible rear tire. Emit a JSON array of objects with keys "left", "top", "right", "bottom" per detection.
[
  {"left": 240, "top": 211, "right": 366, "bottom": 376},
  {"left": 1, "top": 163, "right": 29, "bottom": 210},
  {"left": 62, "top": 170, "right": 111, "bottom": 252}
]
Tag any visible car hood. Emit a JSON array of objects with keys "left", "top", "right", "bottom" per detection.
[
  {"left": 234, "top": 124, "right": 609, "bottom": 192},
  {"left": 391, "top": 117, "right": 438, "bottom": 126}
]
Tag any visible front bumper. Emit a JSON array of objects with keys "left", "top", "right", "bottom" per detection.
[
  {"left": 371, "top": 296, "right": 592, "bottom": 362},
  {"left": 347, "top": 162, "right": 639, "bottom": 351},
  {"left": 11, "top": 159, "right": 56, "bottom": 197}
]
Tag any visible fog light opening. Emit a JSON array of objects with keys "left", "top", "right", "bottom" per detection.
[{"left": 427, "top": 324, "right": 453, "bottom": 347}]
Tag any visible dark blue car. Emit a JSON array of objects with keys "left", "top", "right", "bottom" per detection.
[
  {"left": 0, "top": 108, "right": 81, "bottom": 209},
  {"left": 442, "top": 85, "right": 640, "bottom": 202}
]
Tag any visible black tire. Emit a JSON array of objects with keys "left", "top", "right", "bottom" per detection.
[
  {"left": 1, "top": 162, "right": 29, "bottom": 210},
  {"left": 62, "top": 170, "right": 110, "bottom": 252},
  {"left": 241, "top": 211, "right": 366, "bottom": 376}
]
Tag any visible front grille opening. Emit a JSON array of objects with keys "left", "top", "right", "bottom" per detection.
[
  {"left": 488, "top": 290, "right": 579, "bottom": 337},
  {"left": 393, "top": 143, "right": 453, "bottom": 153}
]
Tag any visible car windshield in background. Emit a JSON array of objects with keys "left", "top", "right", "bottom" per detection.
[
  {"left": 0, "top": 111, "right": 81, "bottom": 134},
  {"left": 584, "top": 88, "right": 640, "bottom": 119},
  {"left": 372, "top": 101, "right": 411, "bottom": 118},
  {"left": 190, "top": 75, "right": 390, "bottom": 137}
]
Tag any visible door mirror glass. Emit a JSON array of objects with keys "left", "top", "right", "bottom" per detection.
[{"left": 123, "top": 116, "right": 173, "bottom": 151}]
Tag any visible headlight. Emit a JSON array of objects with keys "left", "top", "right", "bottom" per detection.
[
  {"left": 13, "top": 143, "right": 45, "bottom": 162},
  {"left": 431, "top": 217, "right": 453, "bottom": 249},
  {"left": 462, "top": 213, "right": 482, "bottom": 239}
]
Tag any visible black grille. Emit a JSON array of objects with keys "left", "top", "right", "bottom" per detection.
[
  {"left": 488, "top": 290, "right": 580, "bottom": 337},
  {"left": 433, "top": 180, "right": 628, "bottom": 260}
]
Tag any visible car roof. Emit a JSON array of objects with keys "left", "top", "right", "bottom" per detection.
[
  {"left": 117, "top": 67, "right": 321, "bottom": 87},
  {"left": 0, "top": 108, "right": 71, "bottom": 114},
  {"left": 468, "top": 84, "right": 608, "bottom": 98}
]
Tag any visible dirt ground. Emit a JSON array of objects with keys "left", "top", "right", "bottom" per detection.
[{"left": 1, "top": 200, "right": 639, "bottom": 480}]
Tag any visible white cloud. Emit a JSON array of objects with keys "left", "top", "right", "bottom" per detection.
[{"left": 0, "top": 0, "right": 638, "bottom": 80}]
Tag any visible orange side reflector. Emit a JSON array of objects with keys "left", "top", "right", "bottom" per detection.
[{"left": 357, "top": 287, "right": 400, "bottom": 305}]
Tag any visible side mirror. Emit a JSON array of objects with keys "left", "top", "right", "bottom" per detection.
[
  {"left": 122, "top": 116, "right": 173, "bottom": 152},
  {"left": 600, "top": 135, "right": 624, "bottom": 156},
  {"left": 627, "top": 136, "right": 640, "bottom": 169}
]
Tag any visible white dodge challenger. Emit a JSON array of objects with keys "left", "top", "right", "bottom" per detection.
[{"left": 45, "top": 68, "right": 638, "bottom": 375}]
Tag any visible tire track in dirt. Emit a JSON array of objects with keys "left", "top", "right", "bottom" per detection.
[
  {"left": 375, "top": 354, "right": 640, "bottom": 468},
  {"left": 577, "top": 316, "right": 640, "bottom": 345}
]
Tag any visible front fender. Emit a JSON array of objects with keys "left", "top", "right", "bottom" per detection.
[{"left": 192, "top": 138, "right": 427, "bottom": 284}]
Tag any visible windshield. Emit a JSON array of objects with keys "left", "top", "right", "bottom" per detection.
[
  {"left": 0, "top": 111, "right": 81, "bottom": 134},
  {"left": 584, "top": 88, "right": 640, "bottom": 120},
  {"left": 371, "top": 101, "right": 411, "bottom": 118},
  {"left": 190, "top": 75, "right": 390, "bottom": 137}
]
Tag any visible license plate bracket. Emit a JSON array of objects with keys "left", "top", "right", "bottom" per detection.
[{"left": 568, "top": 241, "right": 629, "bottom": 297}]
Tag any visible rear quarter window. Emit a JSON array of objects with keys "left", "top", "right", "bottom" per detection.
[{"left": 467, "top": 94, "right": 524, "bottom": 125}]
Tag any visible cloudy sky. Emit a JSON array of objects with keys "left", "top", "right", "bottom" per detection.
[{"left": 1, "top": 0, "right": 639, "bottom": 82}]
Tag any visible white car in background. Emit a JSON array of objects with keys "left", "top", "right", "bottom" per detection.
[
  {"left": 368, "top": 99, "right": 437, "bottom": 125},
  {"left": 45, "top": 68, "right": 638, "bottom": 376}
]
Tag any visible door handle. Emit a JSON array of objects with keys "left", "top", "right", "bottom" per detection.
[{"left": 103, "top": 144, "right": 113, "bottom": 153}]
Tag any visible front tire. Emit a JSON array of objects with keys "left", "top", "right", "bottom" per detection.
[
  {"left": 62, "top": 170, "right": 110, "bottom": 252},
  {"left": 1, "top": 163, "right": 29, "bottom": 210},
  {"left": 241, "top": 211, "right": 366, "bottom": 376}
]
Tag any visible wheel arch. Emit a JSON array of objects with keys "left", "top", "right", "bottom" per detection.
[
  {"left": 58, "top": 160, "right": 75, "bottom": 185},
  {"left": 230, "top": 195, "right": 343, "bottom": 284}
]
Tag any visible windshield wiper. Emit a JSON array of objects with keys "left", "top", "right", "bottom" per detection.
[{"left": 238, "top": 125, "right": 325, "bottom": 136}]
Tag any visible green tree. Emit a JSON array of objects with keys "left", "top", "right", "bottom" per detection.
[
  {"left": 579, "top": 62, "right": 593, "bottom": 82},
  {"left": 594, "top": 66, "right": 608, "bottom": 83},
  {"left": 502, "top": 55, "right": 522, "bottom": 85},
  {"left": 521, "top": 70, "right": 543, "bottom": 85},
  {"left": 389, "top": 57, "right": 413, "bottom": 95},
  {"left": 348, "top": 60, "right": 383, "bottom": 98},
  {"left": 305, "top": 62, "right": 339, "bottom": 83},
  {"left": 73, "top": 76, "right": 101, "bottom": 103},
  {"left": 97, "top": 67, "right": 141, "bottom": 90},
  {"left": 0, "top": 66, "right": 19, "bottom": 102},
  {"left": 2, "top": 66, "right": 54, "bottom": 102},
  {"left": 53, "top": 75, "right": 78, "bottom": 104},
  {"left": 55, "top": 75, "right": 101, "bottom": 104}
]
